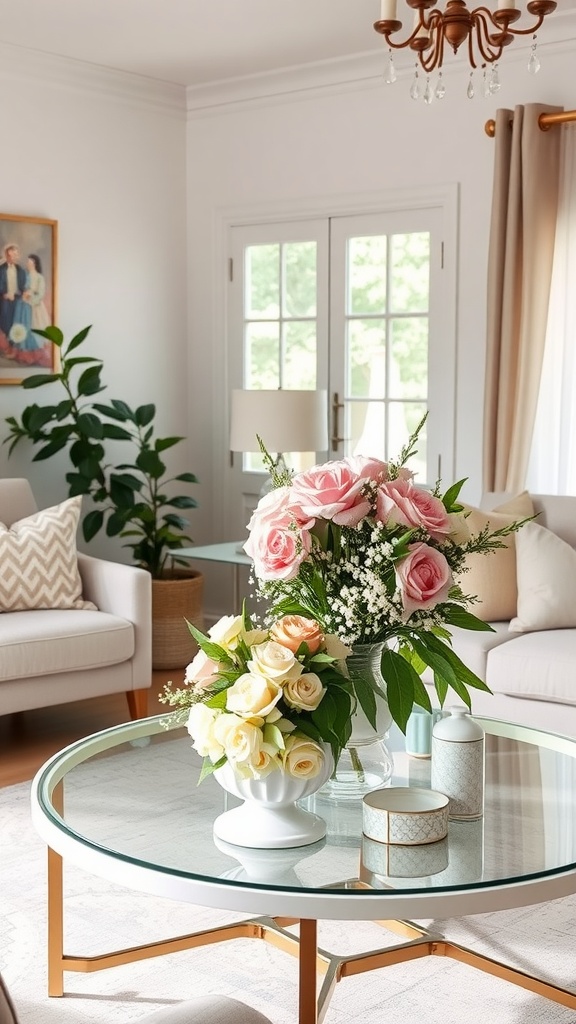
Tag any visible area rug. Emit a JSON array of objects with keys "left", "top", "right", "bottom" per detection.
[{"left": 2, "top": 779, "right": 576, "bottom": 1024}]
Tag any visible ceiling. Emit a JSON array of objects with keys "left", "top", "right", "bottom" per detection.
[{"left": 0, "top": 0, "right": 573, "bottom": 90}]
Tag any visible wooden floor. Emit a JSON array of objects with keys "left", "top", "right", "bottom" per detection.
[{"left": 0, "top": 671, "right": 174, "bottom": 788}]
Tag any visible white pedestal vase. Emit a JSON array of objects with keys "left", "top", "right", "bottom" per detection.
[
  {"left": 213, "top": 744, "right": 334, "bottom": 849},
  {"left": 322, "top": 642, "right": 394, "bottom": 799}
]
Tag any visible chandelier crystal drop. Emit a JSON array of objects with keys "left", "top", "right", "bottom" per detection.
[{"left": 374, "top": 0, "right": 557, "bottom": 101}]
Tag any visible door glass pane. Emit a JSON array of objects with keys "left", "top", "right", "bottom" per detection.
[
  {"left": 348, "top": 319, "right": 385, "bottom": 398},
  {"left": 245, "top": 323, "right": 280, "bottom": 389},
  {"left": 284, "top": 321, "right": 317, "bottom": 389},
  {"left": 284, "top": 242, "right": 317, "bottom": 317},
  {"left": 390, "top": 233, "right": 430, "bottom": 313},
  {"left": 348, "top": 236, "right": 387, "bottom": 315},
  {"left": 246, "top": 244, "right": 279, "bottom": 318},
  {"left": 390, "top": 318, "right": 428, "bottom": 400},
  {"left": 349, "top": 401, "right": 385, "bottom": 460}
]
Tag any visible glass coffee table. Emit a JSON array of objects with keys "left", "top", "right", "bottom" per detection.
[{"left": 31, "top": 715, "right": 576, "bottom": 1022}]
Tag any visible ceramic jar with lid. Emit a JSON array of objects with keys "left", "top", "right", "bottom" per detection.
[{"left": 430, "top": 706, "right": 485, "bottom": 820}]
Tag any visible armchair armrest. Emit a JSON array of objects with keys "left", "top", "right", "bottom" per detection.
[{"left": 77, "top": 553, "right": 152, "bottom": 691}]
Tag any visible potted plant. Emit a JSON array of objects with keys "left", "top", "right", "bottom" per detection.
[{"left": 4, "top": 324, "right": 202, "bottom": 669}]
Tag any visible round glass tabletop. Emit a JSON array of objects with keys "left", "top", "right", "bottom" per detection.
[{"left": 31, "top": 714, "right": 576, "bottom": 921}]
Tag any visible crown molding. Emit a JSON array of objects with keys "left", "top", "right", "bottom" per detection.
[
  {"left": 186, "top": 11, "right": 576, "bottom": 118},
  {"left": 0, "top": 42, "right": 186, "bottom": 118}
]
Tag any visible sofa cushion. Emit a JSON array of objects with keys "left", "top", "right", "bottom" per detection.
[
  {"left": 510, "top": 521, "right": 576, "bottom": 632},
  {"left": 0, "top": 975, "right": 17, "bottom": 1024},
  {"left": 0, "top": 609, "right": 134, "bottom": 682},
  {"left": 0, "top": 496, "right": 95, "bottom": 613},
  {"left": 461, "top": 491, "right": 534, "bottom": 622},
  {"left": 487, "top": 629, "right": 576, "bottom": 705}
]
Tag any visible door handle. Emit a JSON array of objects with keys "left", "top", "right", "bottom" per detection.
[{"left": 331, "top": 392, "right": 345, "bottom": 453}]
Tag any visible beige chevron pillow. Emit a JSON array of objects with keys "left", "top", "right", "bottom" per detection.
[{"left": 0, "top": 496, "right": 96, "bottom": 612}]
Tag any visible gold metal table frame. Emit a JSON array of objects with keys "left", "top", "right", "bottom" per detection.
[{"left": 47, "top": 778, "right": 576, "bottom": 1023}]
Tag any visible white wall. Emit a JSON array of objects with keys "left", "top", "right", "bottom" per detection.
[
  {"left": 186, "top": 34, "right": 576, "bottom": 539},
  {"left": 0, "top": 48, "right": 191, "bottom": 562}
]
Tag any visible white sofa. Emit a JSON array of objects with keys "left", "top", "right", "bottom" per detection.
[
  {"left": 427, "top": 494, "right": 576, "bottom": 737},
  {"left": 0, "top": 479, "right": 152, "bottom": 719}
]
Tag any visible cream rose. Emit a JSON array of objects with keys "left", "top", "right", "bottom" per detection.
[
  {"left": 282, "top": 734, "right": 325, "bottom": 779},
  {"left": 208, "top": 614, "right": 244, "bottom": 651},
  {"left": 248, "top": 640, "right": 303, "bottom": 683},
  {"left": 269, "top": 615, "right": 325, "bottom": 654},
  {"left": 215, "top": 715, "right": 263, "bottom": 768},
  {"left": 187, "top": 704, "right": 224, "bottom": 763},
  {"left": 283, "top": 672, "right": 326, "bottom": 712},
  {"left": 225, "top": 672, "right": 283, "bottom": 720}
]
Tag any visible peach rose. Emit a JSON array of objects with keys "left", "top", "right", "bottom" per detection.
[
  {"left": 395, "top": 542, "right": 453, "bottom": 617},
  {"left": 288, "top": 461, "right": 371, "bottom": 527},
  {"left": 376, "top": 478, "right": 451, "bottom": 539},
  {"left": 244, "top": 486, "right": 312, "bottom": 581},
  {"left": 269, "top": 614, "right": 325, "bottom": 654}
]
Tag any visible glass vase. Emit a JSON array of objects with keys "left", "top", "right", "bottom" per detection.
[{"left": 322, "top": 642, "right": 394, "bottom": 799}]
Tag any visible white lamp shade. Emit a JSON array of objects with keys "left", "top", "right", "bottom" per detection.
[{"left": 230, "top": 389, "right": 328, "bottom": 454}]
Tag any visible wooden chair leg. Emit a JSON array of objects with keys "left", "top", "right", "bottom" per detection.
[{"left": 126, "top": 688, "right": 148, "bottom": 720}]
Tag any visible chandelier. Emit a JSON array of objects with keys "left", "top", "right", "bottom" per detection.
[{"left": 374, "top": 1, "right": 558, "bottom": 102}]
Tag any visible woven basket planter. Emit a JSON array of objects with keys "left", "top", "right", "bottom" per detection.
[{"left": 151, "top": 568, "right": 204, "bottom": 671}]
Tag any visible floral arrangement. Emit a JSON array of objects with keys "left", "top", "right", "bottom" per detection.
[
  {"left": 159, "top": 611, "right": 354, "bottom": 782},
  {"left": 243, "top": 415, "right": 527, "bottom": 734}
]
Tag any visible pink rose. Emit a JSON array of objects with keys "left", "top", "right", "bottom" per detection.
[
  {"left": 344, "top": 454, "right": 389, "bottom": 483},
  {"left": 244, "top": 486, "right": 312, "bottom": 581},
  {"left": 288, "top": 461, "right": 371, "bottom": 527},
  {"left": 184, "top": 650, "right": 221, "bottom": 691},
  {"left": 376, "top": 478, "right": 451, "bottom": 540},
  {"left": 395, "top": 542, "right": 452, "bottom": 617}
]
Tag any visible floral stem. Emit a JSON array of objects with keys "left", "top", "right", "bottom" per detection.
[{"left": 348, "top": 746, "right": 365, "bottom": 782}]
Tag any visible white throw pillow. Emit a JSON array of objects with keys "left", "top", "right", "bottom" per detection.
[
  {"left": 0, "top": 495, "right": 96, "bottom": 612},
  {"left": 509, "top": 520, "right": 576, "bottom": 632}
]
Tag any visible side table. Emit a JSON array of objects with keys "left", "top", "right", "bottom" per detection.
[{"left": 178, "top": 542, "right": 252, "bottom": 614}]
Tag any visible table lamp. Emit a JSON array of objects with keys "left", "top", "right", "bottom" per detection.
[{"left": 229, "top": 389, "right": 328, "bottom": 487}]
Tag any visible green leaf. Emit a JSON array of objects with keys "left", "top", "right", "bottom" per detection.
[
  {"left": 380, "top": 648, "right": 417, "bottom": 733},
  {"left": 65, "top": 325, "right": 92, "bottom": 353},
  {"left": 77, "top": 366, "right": 104, "bottom": 397},
  {"left": 135, "top": 404, "right": 156, "bottom": 427},
  {"left": 155, "top": 436, "right": 184, "bottom": 452},
  {"left": 351, "top": 674, "right": 377, "bottom": 730},
  {"left": 77, "top": 413, "right": 104, "bottom": 439},
  {"left": 166, "top": 496, "right": 197, "bottom": 509},
  {"left": 136, "top": 448, "right": 165, "bottom": 478},
  {"left": 442, "top": 478, "right": 467, "bottom": 510},
  {"left": 175, "top": 472, "right": 199, "bottom": 484},
  {"left": 185, "top": 620, "right": 234, "bottom": 666},
  {"left": 102, "top": 424, "right": 133, "bottom": 441},
  {"left": 22, "top": 373, "right": 61, "bottom": 389},
  {"left": 443, "top": 605, "right": 495, "bottom": 633},
  {"left": 263, "top": 723, "right": 286, "bottom": 751},
  {"left": 27, "top": 405, "right": 58, "bottom": 432},
  {"left": 83, "top": 509, "right": 104, "bottom": 542},
  {"left": 93, "top": 402, "right": 131, "bottom": 423},
  {"left": 32, "top": 437, "right": 69, "bottom": 460},
  {"left": 110, "top": 399, "right": 135, "bottom": 420},
  {"left": 198, "top": 755, "right": 226, "bottom": 784}
]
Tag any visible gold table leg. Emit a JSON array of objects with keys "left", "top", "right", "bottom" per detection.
[{"left": 46, "top": 850, "right": 576, "bottom": 1017}]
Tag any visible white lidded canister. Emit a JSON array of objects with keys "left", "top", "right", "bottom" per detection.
[{"left": 430, "top": 706, "right": 485, "bottom": 820}]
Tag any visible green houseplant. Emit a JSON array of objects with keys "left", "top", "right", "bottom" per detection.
[{"left": 4, "top": 324, "right": 202, "bottom": 668}]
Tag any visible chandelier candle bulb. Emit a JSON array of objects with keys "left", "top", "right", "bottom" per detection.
[
  {"left": 497, "top": 0, "right": 517, "bottom": 7},
  {"left": 380, "top": 0, "right": 398, "bottom": 20},
  {"left": 431, "top": 708, "right": 485, "bottom": 821}
]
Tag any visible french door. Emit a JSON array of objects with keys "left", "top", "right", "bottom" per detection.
[{"left": 225, "top": 202, "right": 455, "bottom": 541}]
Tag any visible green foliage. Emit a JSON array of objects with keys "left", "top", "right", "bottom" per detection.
[{"left": 3, "top": 325, "right": 198, "bottom": 578}]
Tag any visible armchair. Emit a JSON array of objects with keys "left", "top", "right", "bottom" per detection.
[{"left": 0, "top": 479, "right": 152, "bottom": 720}]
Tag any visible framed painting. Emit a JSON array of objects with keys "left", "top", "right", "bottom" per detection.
[{"left": 0, "top": 213, "right": 58, "bottom": 385}]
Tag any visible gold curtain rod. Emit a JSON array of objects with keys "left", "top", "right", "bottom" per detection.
[{"left": 485, "top": 109, "right": 576, "bottom": 138}]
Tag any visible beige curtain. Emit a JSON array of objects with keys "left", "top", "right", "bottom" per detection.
[{"left": 483, "top": 103, "right": 563, "bottom": 494}]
